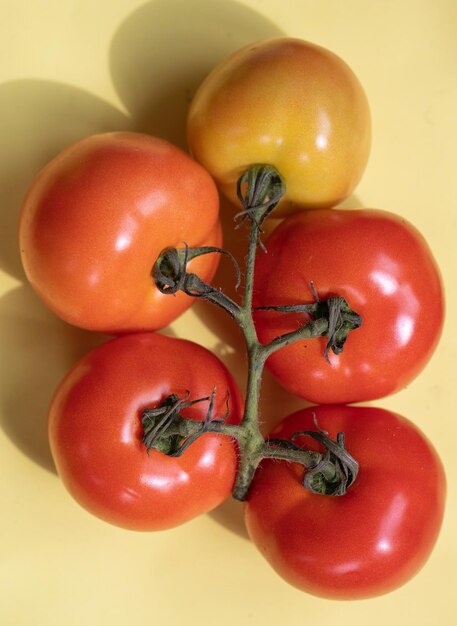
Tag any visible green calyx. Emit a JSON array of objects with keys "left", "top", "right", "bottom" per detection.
[{"left": 148, "top": 164, "right": 360, "bottom": 501}]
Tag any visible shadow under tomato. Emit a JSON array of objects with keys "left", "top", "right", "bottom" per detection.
[
  {"left": 190, "top": 196, "right": 251, "bottom": 356},
  {"left": 0, "top": 79, "right": 132, "bottom": 281},
  {"left": 335, "top": 193, "right": 365, "bottom": 210},
  {"left": 109, "top": 0, "right": 285, "bottom": 149},
  {"left": 208, "top": 496, "right": 249, "bottom": 540},
  {"left": 0, "top": 284, "right": 180, "bottom": 472},
  {"left": 0, "top": 285, "right": 111, "bottom": 471}
]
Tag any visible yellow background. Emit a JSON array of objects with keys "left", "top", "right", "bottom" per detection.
[{"left": 1, "top": 1, "right": 456, "bottom": 624}]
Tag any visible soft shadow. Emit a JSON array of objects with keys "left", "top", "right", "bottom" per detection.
[
  {"left": 335, "top": 193, "right": 364, "bottom": 209},
  {"left": 191, "top": 195, "right": 250, "bottom": 354},
  {"left": 0, "top": 79, "right": 132, "bottom": 280},
  {"left": 258, "top": 370, "right": 312, "bottom": 435},
  {"left": 0, "top": 285, "right": 111, "bottom": 471},
  {"left": 109, "top": 0, "right": 284, "bottom": 148},
  {"left": 208, "top": 497, "right": 248, "bottom": 540},
  {"left": 0, "top": 284, "right": 178, "bottom": 471}
]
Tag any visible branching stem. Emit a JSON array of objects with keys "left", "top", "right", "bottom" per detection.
[{"left": 149, "top": 164, "right": 360, "bottom": 500}]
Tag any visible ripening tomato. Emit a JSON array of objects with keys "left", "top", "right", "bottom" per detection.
[
  {"left": 19, "top": 132, "right": 221, "bottom": 333},
  {"left": 187, "top": 38, "right": 371, "bottom": 216},
  {"left": 253, "top": 208, "right": 444, "bottom": 404},
  {"left": 245, "top": 405, "right": 446, "bottom": 600},
  {"left": 48, "top": 332, "right": 243, "bottom": 531}
]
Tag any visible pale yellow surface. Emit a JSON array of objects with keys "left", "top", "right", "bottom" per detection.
[{"left": 1, "top": 1, "right": 456, "bottom": 624}]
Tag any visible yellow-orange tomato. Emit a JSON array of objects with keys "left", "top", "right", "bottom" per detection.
[{"left": 187, "top": 38, "right": 371, "bottom": 216}]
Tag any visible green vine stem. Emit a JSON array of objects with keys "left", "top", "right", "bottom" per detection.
[{"left": 150, "top": 164, "right": 361, "bottom": 501}]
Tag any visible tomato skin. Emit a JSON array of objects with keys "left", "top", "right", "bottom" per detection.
[
  {"left": 48, "top": 333, "right": 243, "bottom": 531},
  {"left": 245, "top": 405, "right": 446, "bottom": 600},
  {"left": 253, "top": 208, "right": 444, "bottom": 404},
  {"left": 187, "top": 38, "right": 371, "bottom": 216},
  {"left": 19, "top": 132, "right": 221, "bottom": 333}
]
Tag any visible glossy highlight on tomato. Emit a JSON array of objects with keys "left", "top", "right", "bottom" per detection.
[
  {"left": 254, "top": 208, "right": 444, "bottom": 404},
  {"left": 187, "top": 37, "right": 371, "bottom": 215},
  {"left": 245, "top": 405, "right": 446, "bottom": 600},
  {"left": 48, "top": 333, "right": 243, "bottom": 531},
  {"left": 19, "top": 132, "right": 221, "bottom": 333}
]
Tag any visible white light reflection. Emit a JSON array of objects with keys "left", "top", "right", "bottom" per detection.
[
  {"left": 119, "top": 487, "right": 141, "bottom": 503},
  {"left": 377, "top": 539, "right": 391, "bottom": 553},
  {"left": 315, "top": 110, "right": 331, "bottom": 152},
  {"left": 258, "top": 133, "right": 284, "bottom": 148},
  {"left": 138, "top": 190, "right": 167, "bottom": 216},
  {"left": 316, "top": 134, "right": 328, "bottom": 150},
  {"left": 197, "top": 449, "right": 216, "bottom": 469},
  {"left": 333, "top": 560, "right": 361, "bottom": 575},
  {"left": 87, "top": 270, "right": 100, "bottom": 286},
  {"left": 375, "top": 492, "right": 408, "bottom": 555},
  {"left": 370, "top": 270, "right": 398, "bottom": 296},
  {"left": 309, "top": 367, "right": 327, "bottom": 380},
  {"left": 396, "top": 315, "right": 415, "bottom": 347},
  {"left": 114, "top": 213, "right": 138, "bottom": 251},
  {"left": 141, "top": 470, "right": 189, "bottom": 490},
  {"left": 115, "top": 233, "right": 131, "bottom": 251}
]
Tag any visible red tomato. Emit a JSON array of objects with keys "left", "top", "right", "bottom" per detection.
[
  {"left": 253, "top": 209, "right": 444, "bottom": 404},
  {"left": 19, "top": 132, "right": 221, "bottom": 333},
  {"left": 187, "top": 38, "right": 371, "bottom": 216},
  {"left": 245, "top": 405, "right": 446, "bottom": 599},
  {"left": 48, "top": 332, "right": 243, "bottom": 531}
]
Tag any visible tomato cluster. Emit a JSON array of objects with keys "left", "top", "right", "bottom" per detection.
[{"left": 19, "top": 38, "right": 445, "bottom": 600}]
